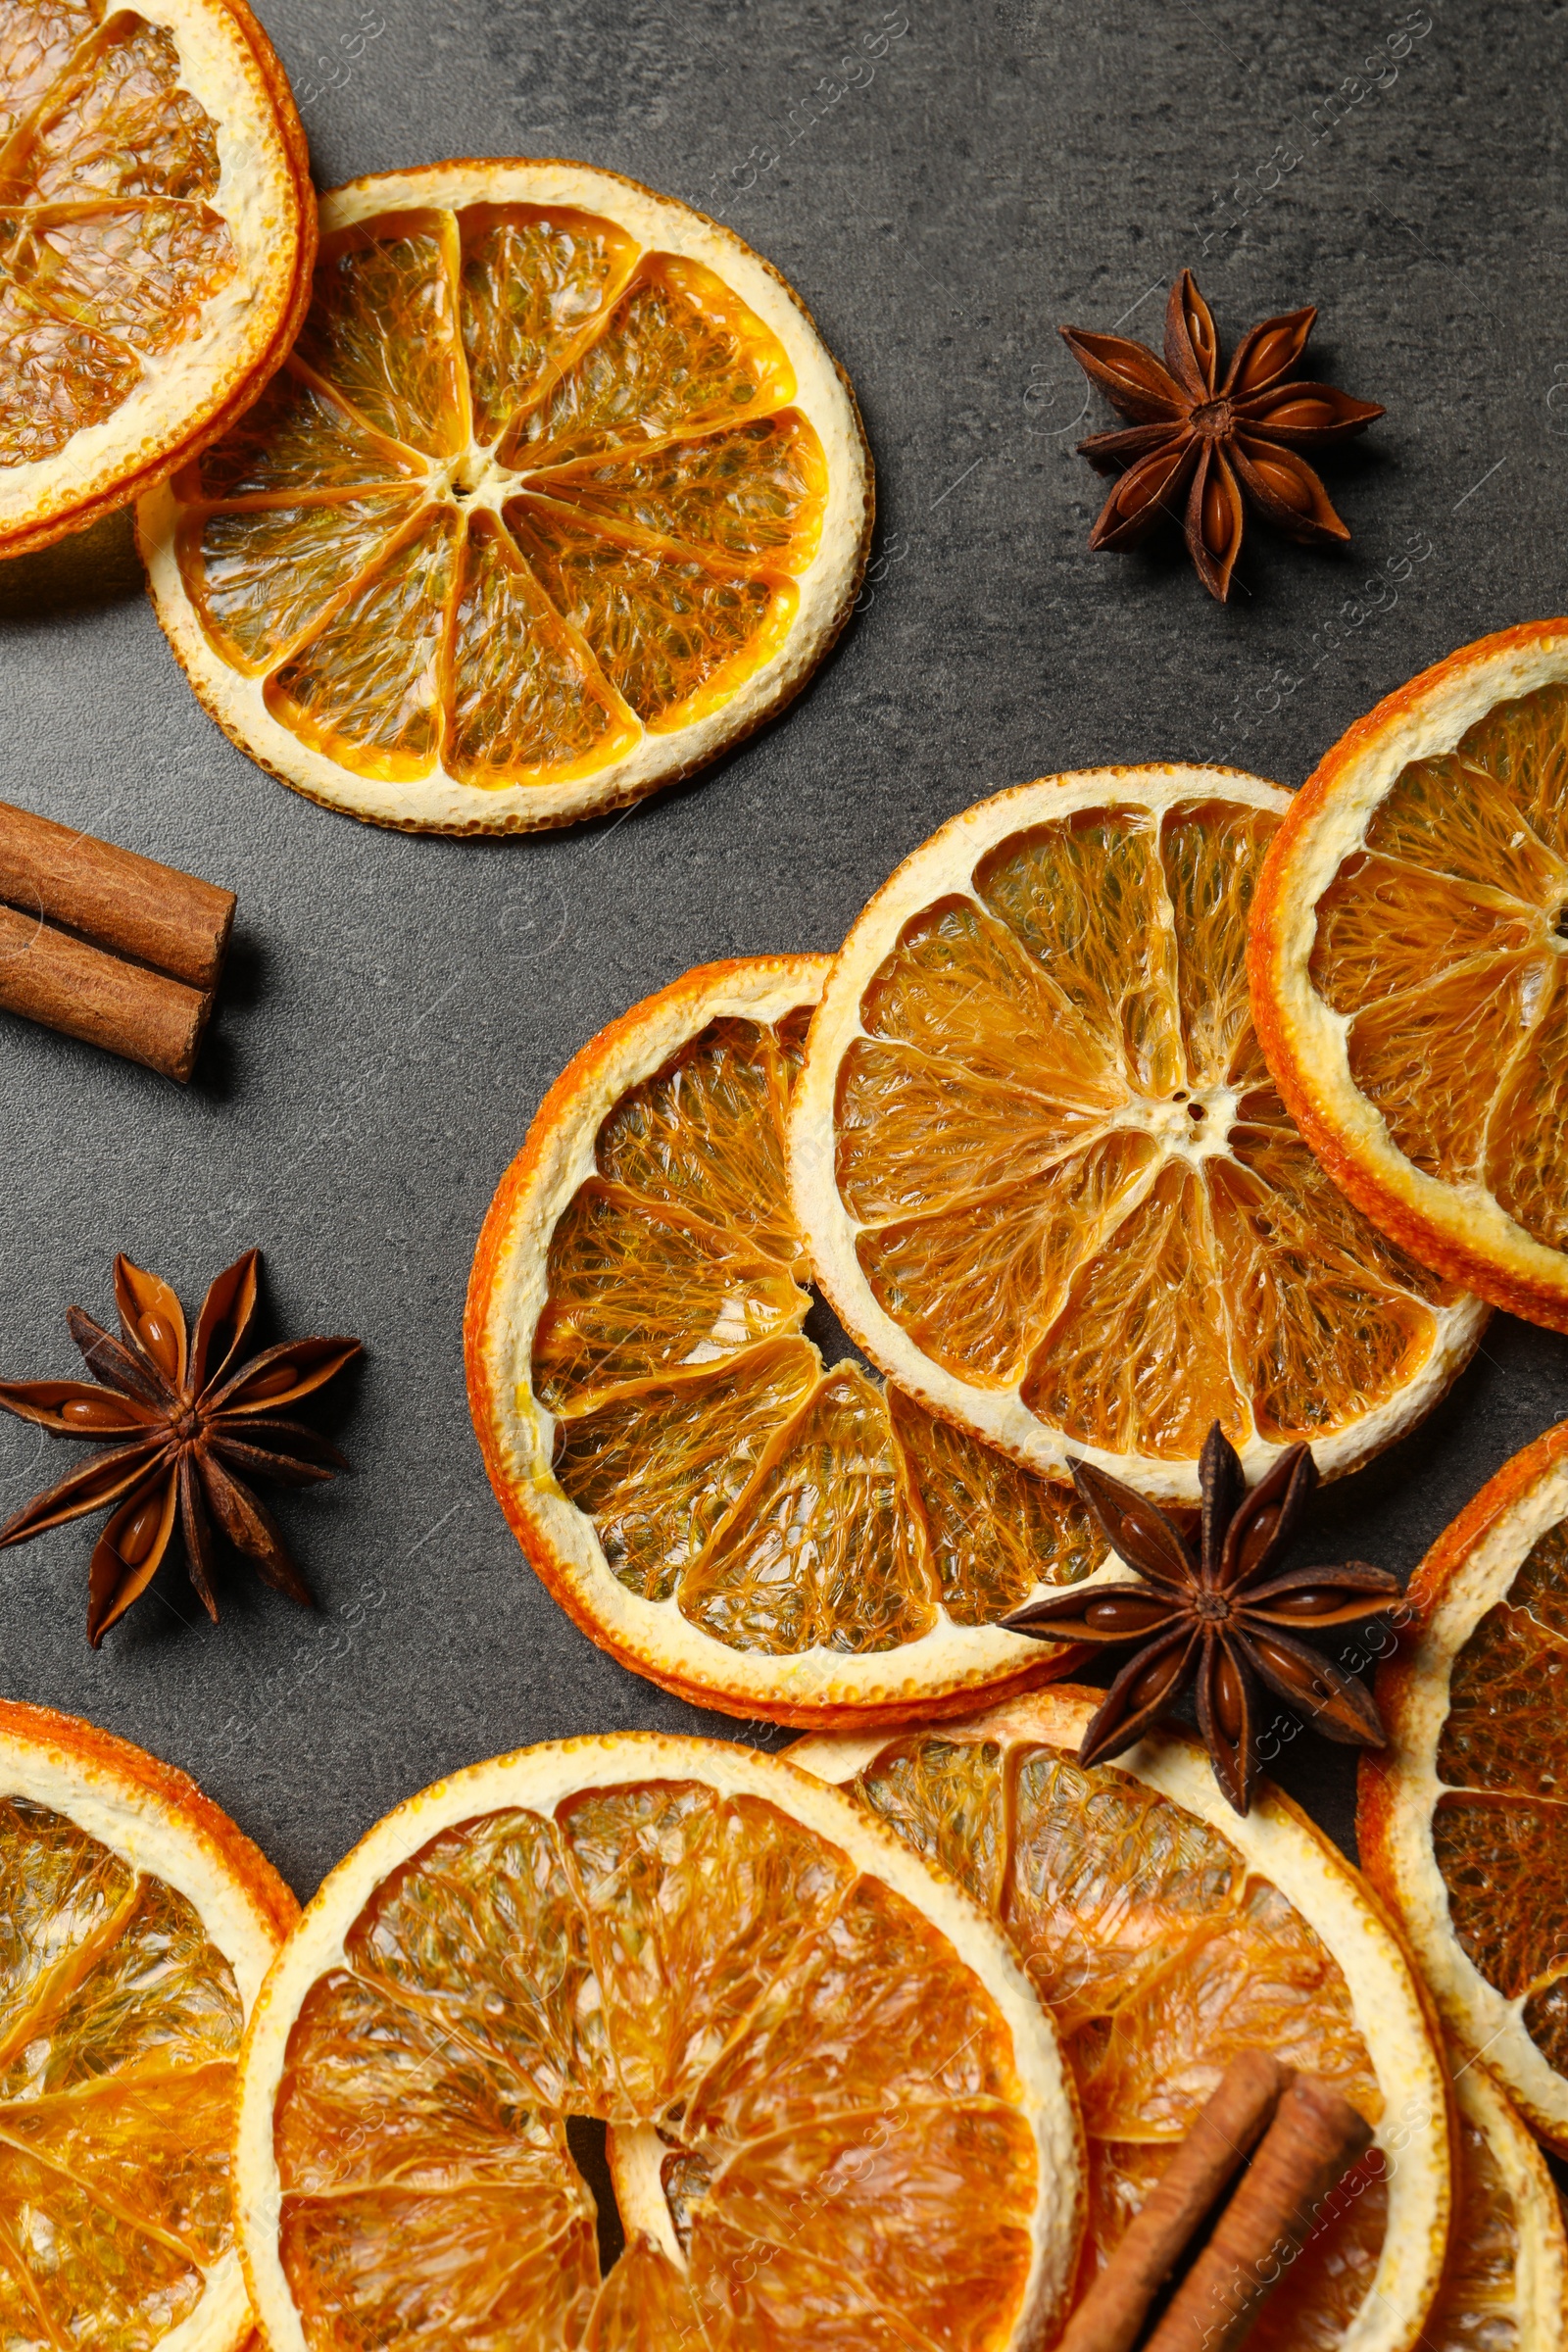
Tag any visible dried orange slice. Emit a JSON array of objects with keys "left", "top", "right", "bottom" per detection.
[
  {"left": 234, "top": 1730, "right": 1084, "bottom": 2352},
  {"left": 466, "top": 954, "right": 1119, "bottom": 1726},
  {"left": 789, "top": 766, "right": 1487, "bottom": 1501},
  {"left": 1250, "top": 621, "right": 1568, "bottom": 1331},
  {"left": 0, "top": 1696, "right": 295, "bottom": 2350},
  {"left": 794, "top": 1686, "right": 1452, "bottom": 2352},
  {"left": 1360, "top": 1417, "right": 1568, "bottom": 2155},
  {"left": 140, "top": 160, "right": 871, "bottom": 834},
  {"left": 1429, "top": 2052, "right": 1568, "bottom": 2352},
  {"left": 0, "top": 0, "right": 313, "bottom": 557}
]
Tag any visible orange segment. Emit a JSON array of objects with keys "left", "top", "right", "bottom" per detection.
[
  {"left": 550, "top": 1341, "right": 822, "bottom": 1602},
  {"left": 889, "top": 1388, "right": 1099, "bottom": 1627},
  {"left": 532, "top": 409, "right": 828, "bottom": 572},
  {"left": 295, "top": 213, "right": 466, "bottom": 460},
  {"left": 177, "top": 492, "right": 421, "bottom": 673},
  {"left": 795, "top": 1690, "right": 1452, "bottom": 2352},
  {"left": 1020, "top": 1158, "right": 1241, "bottom": 1458},
  {"left": 265, "top": 505, "right": 460, "bottom": 779},
  {"left": 0, "top": 3, "right": 99, "bottom": 147},
  {"left": 17, "top": 196, "right": 233, "bottom": 355},
  {"left": 1251, "top": 629, "right": 1568, "bottom": 1329},
  {"left": 505, "top": 494, "right": 796, "bottom": 729},
  {"left": 458, "top": 203, "right": 638, "bottom": 446},
  {"left": 557, "top": 1783, "right": 852, "bottom": 2113},
  {"left": 1488, "top": 961, "right": 1568, "bottom": 1249},
  {"left": 1206, "top": 1131, "right": 1447, "bottom": 1444},
  {"left": 502, "top": 254, "right": 796, "bottom": 471},
  {"left": 0, "top": 267, "right": 138, "bottom": 462},
  {"left": 791, "top": 770, "right": 1487, "bottom": 1495},
  {"left": 1344, "top": 952, "right": 1552, "bottom": 1182},
  {"left": 0, "top": 2065, "right": 237, "bottom": 2262},
  {"left": 470, "top": 959, "right": 1108, "bottom": 1719},
  {"left": 142, "top": 164, "right": 870, "bottom": 832},
  {"left": 189, "top": 367, "right": 425, "bottom": 501},
  {"left": 239, "top": 1738, "right": 1081, "bottom": 2352},
  {"left": 446, "top": 514, "right": 637, "bottom": 787},
  {"left": 677, "top": 1367, "right": 938, "bottom": 1653},
  {"left": 975, "top": 811, "right": 1184, "bottom": 1094},
  {"left": 9, "top": 16, "right": 221, "bottom": 204}
]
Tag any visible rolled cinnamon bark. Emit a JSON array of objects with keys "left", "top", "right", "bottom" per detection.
[
  {"left": 0, "top": 799, "right": 234, "bottom": 990},
  {"left": 0, "top": 903, "right": 210, "bottom": 1084},
  {"left": 1142, "top": 2074, "right": 1374, "bottom": 2352},
  {"left": 1055, "top": 2050, "right": 1288, "bottom": 2352}
]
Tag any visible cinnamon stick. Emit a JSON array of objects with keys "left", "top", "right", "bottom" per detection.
[
  {"left": 0, "top": 800, "right": 235, "bottom": 1082},
  {"left": 0, "top": 800, "right": 233, "bottom": 989},
  {"left": 1142, "top": 2074, "right": 1373, "bottom": 2352},
  {"left": 0, "top": 904, "right": 210, "bottom": 1084},
  {"left": 1056, "top": 2051, "right": 1288, "bottom": 2352}
]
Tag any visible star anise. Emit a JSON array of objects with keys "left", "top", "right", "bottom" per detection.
[
  {"left": 1002, "top": 1423, "right": 1398, "bottom": 1813},
  {"left": 0, "top": 1252, "right": 361, "bottom": 1644},
  {"left": 1060, "top": 270, "right": 1384, "bottom": 601}
]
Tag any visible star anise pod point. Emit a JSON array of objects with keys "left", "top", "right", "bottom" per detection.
[
  {"left": 1060, "top": 269, "right": 1384, "bottom": 601},
  {"left": 1002, "top": 1421, "right": 1397, "bottom": 1813},
  {"left": 0, "top": 1251, "right": 362, "bottom": 1645}
]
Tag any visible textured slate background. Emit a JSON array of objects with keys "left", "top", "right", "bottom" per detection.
[{"left": 2, "top": 0, "right": 1566, "bottom": 1898}]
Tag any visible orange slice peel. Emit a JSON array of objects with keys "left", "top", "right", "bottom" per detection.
[
  {"left": 466, "top": 953, "right": 1131, "bottom": 1726},
  {"left": 1250, "top": 618, "right": 1568, "bottom": 1331},
  {"left": 0, "top": 0, "right": 315, "bottom": 556},
  {"left": 233, "top": 1730, "right": 1085, "bottom": 2352},
  {"left": 788, "top": 764, "right": 1487, "bottom": 1501},
  {"left": 795, "top": 1685, "right": 1454, "bottom": 2352},
  {"left": 1360, "top": 1415, "right": 1568, "bottom": 2155},
  {"left": 140, "top": 159, "right": 871, "bottom": 834},
  {"left": 0, "top": 1696, "right": 295, "bottom": 2351}
]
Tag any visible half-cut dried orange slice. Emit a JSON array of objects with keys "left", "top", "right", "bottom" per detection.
[
  {"left": 794, "top": 1686, "right": 1452, "bottom": 2352},
  {"left": 789, "top": 766, "right": 1487, "bottom": 1501},
  {"left": 0, "top": 1696, "right": 295, "bottom": 2350},
  {"left": 0, "top": 0, "right": 313, "bottom": 557},
  {"left": 1429, "top": 2051, "right": 1568, "bottom": 2352},
  {"left": 140, "top": 159, "right": 871, "bottom": 834},
  {"left": 1250, "top": 621, "right": 1568, "bottom": 1331},
  {"left": 234, "top": 1731, "right": 1084, "bottom": 2352},
  {"left": 1360, "top": 1417, "right": 1568, "bottom": 2155},
  {"left": 466, "top": 955, "right": 1124, "bottom": 1726}
]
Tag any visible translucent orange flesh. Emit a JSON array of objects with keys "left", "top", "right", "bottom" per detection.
[
  {"left": 534, "top": 1007, "right": 1100, "bottom": 1654},
  {"left": 0, "top": 1792, "right": 243, "bottom": 2349},
  {"left": 1309, "top": 680, "right": 1568, "bottom": 1250},
  {"left": 175, "top": 206, "right": 828, "bottom": 786},
  {"left": 0, "top": 5, "right": 236, "bottom": 466},
  {"left": 1418, "top": 2112, "right": 1520, "bottom": 2352},
  {"left": 273, "top": 1780, "right": 1038, "bottom": 2352},
  {"left": 836, "top": 800, "right": 1454, "bottom": 1463},
  {"left": 1434, "top": 1515, "right": 1568, "bottom": 2073},
  {"left": 844, "top": 1733, "right": 1389, "bottom": 2338}
]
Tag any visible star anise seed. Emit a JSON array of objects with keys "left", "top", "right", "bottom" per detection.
[
  {"left": 0, "top": 1251, "right": 361, "bottom": 1644},
  {"left": 1001, "top": 1421, "right": 1397, "bottom": 1813},
  {"left": 1059, "top": 270, "right": 1384, "bottom": 601}
]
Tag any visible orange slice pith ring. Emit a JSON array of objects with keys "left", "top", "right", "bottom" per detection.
[
  {"left": 465, "top": 953, "right": 1136, "bottom": 1728},
  {"left": 233, "top": 1731, "right": 1084, "bottom": 2352},
  {"left": 788, "top": 764, "right": 1488, "bottom": 1502},
  {"left": 1250, "top": 619, "right": 1568, "bottom": 1331},
  {"left": 138, "top": 158, "right": 872, "bottom": 835},
  {"left": 794, "top": 1687, "right": 1455, "bottom": 2352},
  {"left": 0, "top": 1696, "right": 296, "bottom": 2352},
  {"left": 1359, "top": 1417, "right": 1568, "bottom": 2157},
  {"left": 0, "top": 0, "right": 315, "bottom": 557}
]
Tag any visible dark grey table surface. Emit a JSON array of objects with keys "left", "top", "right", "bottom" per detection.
[{"left": 2, "top": 0, "right": 1565, "bottom": 1898}]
